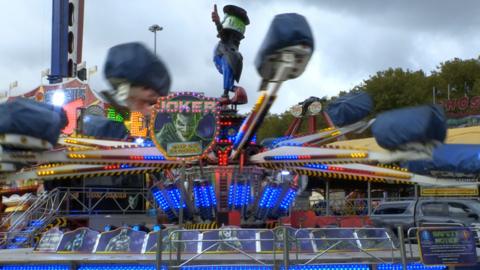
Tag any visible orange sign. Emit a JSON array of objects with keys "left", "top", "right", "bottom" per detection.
[{"left": 130, "top": 112, "right": 147, "bottom": 137}]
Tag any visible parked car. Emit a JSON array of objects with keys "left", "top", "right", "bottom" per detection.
[{"left": 370, "top": 199, "right": 480, "bottom": 235}]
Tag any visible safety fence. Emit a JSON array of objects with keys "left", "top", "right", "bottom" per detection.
[
  {"left": 154, "top": 227, "right": 446, "bottom": 269},
  {"left": 0, "top": 226, "right": 467, "bottom": 269}
]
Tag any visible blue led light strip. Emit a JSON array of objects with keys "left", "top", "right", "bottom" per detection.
[
  {"left": 279, "top": 188, "right": 297, "bottom": 210},
  {"left": 228, "top": 184, "right": 234, "bottom": 207},
  {"left": 245, "top": 183, "right": 252, "bottom": 205},
  {"left": 193, "top": 186, "right": 201, "bottom": 208},
  {"left": 78, "top": 265, "right": 166, "bottom": 270},
  {"left": 266, "top": 187, "right": 281, "bottom": 209},
  {"left": 1, "top": 265, "right": 71, "bottom": 270},
  {"left": 201, "top": 186, "right": 210, "bottom": 207},
  {"left": 283, "top": 265, "right": 370, "bottom": 270},
  {"left": 258, "top": 186, "right": 273, "bottom": 208},
  {"left": 234, "top": 183, "right": 242, "bottom": 208},
  {"left": 238, "top": 183, "right": 246, "bottom": 207},
  {"left": 182, "top": 266, "right": 271, "bottom": 270},
  {"left": 152, "top": 187, "right": 176, "bottom": 220},
  {"left": 377, "top": 263, "right": 447, "bottom": 270},
  {"left": 208, "top": 184, "right": 217, "bottom": 206},
  {"left": 0, "top": 263, "right": 447, "bottom": 270}
]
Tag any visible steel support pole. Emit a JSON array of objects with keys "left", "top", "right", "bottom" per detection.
[
  {"left": 397, "top": 226, "right": 408, "bottom": 270},
  {"left": 156, "top": 230, "right": 162, "bottom": 270},
  {"left": 325, "top": 180, "right": 330, "bottom": 216},
  {"left": 283, "top": 226, "right": 289, "bottom": 270},
  {"left": 176, "top": 162, "right": 186, "bottom": 265},
  {"left": 367, "top": 181, "right": 372, "bottom": 216},
  {"left": 153, "top": 31, "right": 157, "bottom": 56}
]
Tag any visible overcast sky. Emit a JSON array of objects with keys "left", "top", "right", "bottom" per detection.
[{"left": 1, "top": 1, "right": 480, "bottom": 113}]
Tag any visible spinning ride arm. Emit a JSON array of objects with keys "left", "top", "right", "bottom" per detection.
[
  {"left": 232, "top": 51, "right": 307, "bottom": 158},
  {"left": 250, "top": 145, "right": 433, "bottom": 165},
  {"left": 250, "top": 145, "right": 476, "bottom": 186},
  {"left": 5, "top": 164, "right": 165, "bottom": 183},
  {"left": 0, "top": 136, "right": 183, "bottom": 183},
  {"left": 231, "top": 13, "right": 315, "bottom": 159},
  {"left": 272, "top": 121, "right": 369, "bottom": 148},
  {"left": 281, "top": 163, "right": 470, "bottom": 187},
  {"left": 251, "top": 147, "right": 469, "bottom": 187}
]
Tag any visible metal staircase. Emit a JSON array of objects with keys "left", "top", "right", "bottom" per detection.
[{"left": 0, "top": 188, "right": 67, "bottom": 249}]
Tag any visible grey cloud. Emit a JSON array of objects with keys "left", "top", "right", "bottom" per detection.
[{"left": 301, "top": 0, "right": 480, "bottom": 35}]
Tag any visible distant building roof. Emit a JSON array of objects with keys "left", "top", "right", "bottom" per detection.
[{"left": 13, "top": 79, "right": 98, "bottom": 106}]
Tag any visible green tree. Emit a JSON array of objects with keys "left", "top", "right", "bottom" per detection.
[
  {"left": 356, "top": 68, "right": 430, "bottom": 114},
  {"left": 433, "top": 57, "right": 480, "bottom": 99},
  {"left": 257, "top": 112, "right": 328, "bottom": 142},
  {"left": 255, "top": 56, "right": 480, "bottom": 142}
]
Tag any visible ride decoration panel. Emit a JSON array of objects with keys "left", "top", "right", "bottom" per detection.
[
  {"left": 94, "top": 227, "right": 146, "bottom": 253},
  {"left": 150, "top": 92, "right": 220, "bottom": 161},
  {"left": 57, "top": 227, "right": 99, "bottom": 253},
  {"left": 32, "top": 226, "right": 397, "bottom": 254}
]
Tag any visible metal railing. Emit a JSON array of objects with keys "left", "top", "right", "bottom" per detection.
[
  {"left": 159, "top": 227, "right": 400, "bottom": 269},
  {"left": 304, "top": 197, "right": 480, "bottom": 216},
  {"left": 55, "top": 187, "right": 153, "bottom": 215},
  {"left": 5, "top": 189, "right": 65, "bottom": 233},
  {"left": 294, "top": 227, "right": 398, "bottom": 265},
  {"left": 0, "top": 193, "right": 36, "bottom": 229},
  {"left": 1, "top": 187, "right": 155, "bottom": 248},
  {"left": 167, "top": 228, "right": 276, "bottom": 268},
  {"left": 0, "top": 188, "right": 66, "bottom": 248}
]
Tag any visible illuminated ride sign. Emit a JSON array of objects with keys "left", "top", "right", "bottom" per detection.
[
  {"left": 151, "top": 92, "right": 219, "bottom": 160},
  {"left": 441, "top": 95, "right": 480, "bottom": 118},
  {"left": 44, "top": 88, "right": 87, "bottom": 135},
  {"left": 106, "top": 108, "right": 148, "bottom": 138}
]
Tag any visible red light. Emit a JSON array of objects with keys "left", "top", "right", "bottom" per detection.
[{"left": 103, "top": 164, "right": 120, "bottom": 170}]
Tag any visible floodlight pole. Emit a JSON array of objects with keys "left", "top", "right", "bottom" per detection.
[{"left": 149, "top": 24, "right": 163, "bottom": 56}]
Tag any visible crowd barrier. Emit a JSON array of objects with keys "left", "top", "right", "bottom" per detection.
[{"left": 33, "top": 226, "right": 397, "bottom": 255}]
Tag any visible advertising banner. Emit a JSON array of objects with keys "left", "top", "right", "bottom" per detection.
[
  {"left": 35, "top": 227, "right": 64, "bottom": 252},
  {"left": 94, "top": 227, "right": 146, "bottom": 253},
  {"left": 294, "top": 229, "right": 315, "bottom": 252},
  {"left": 311, "top": 228, "right": 358, "bottom": 252},
  {"left": 200, "top": 227, "right": 256, "bottom": 253},
  {"left": 151, "top": 92, "right": 219, "bottom": 160},
  {"left": 257, "top": 227, "right": 296, "bottom": 252},
  {"left": 144, "top": 227, "right": 199, "bottom": 253},
  {"left": 57, "top": 227, "right": 99, "bottom": 253}
]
